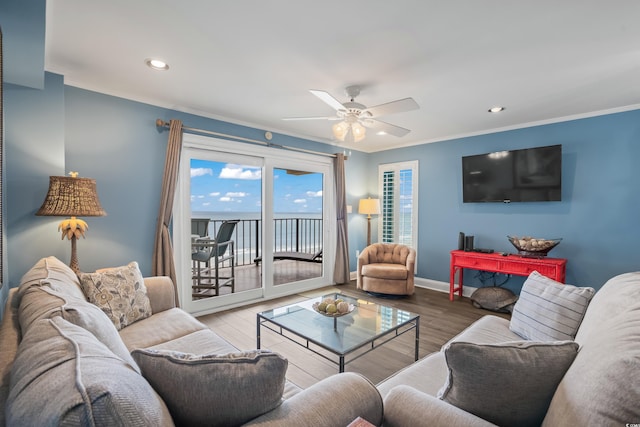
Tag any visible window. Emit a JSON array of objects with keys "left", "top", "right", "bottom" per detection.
[{"left": 378, "top": 161, "right": 418, "bottom": 248}]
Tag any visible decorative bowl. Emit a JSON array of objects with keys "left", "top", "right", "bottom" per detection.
[
  {"left": 507, "top": 235, "right": 562, "bottom": 257},
  {"left": 312, "top": 301, "right": 355, "bottom": 317}
]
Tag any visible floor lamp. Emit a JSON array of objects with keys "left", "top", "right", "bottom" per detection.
[
  {"left": 36, "top": 172, "right": 106, "bottom": 272},
  {"left": 359, "top": 197, "right": 380, "bottom": 247}
]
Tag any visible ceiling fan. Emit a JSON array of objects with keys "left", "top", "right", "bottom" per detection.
[{"left": 283, "top": 85, "right": 420, "bottom": 143}]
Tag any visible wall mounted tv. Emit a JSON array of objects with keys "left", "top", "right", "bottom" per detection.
[{"left": 462, "top": 144, "right": 562, "bottom": 203}]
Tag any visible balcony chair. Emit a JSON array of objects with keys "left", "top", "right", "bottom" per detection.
[
  {"left": 192, "top": 220, "right": 238, "bottom": 298},
  {"left": 357, "top": 243, "right": 416, "bottom": 296},
  {"left": 191, "top": 218, "right": 210, "bottom": 238}
]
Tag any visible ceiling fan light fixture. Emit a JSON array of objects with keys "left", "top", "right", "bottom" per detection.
[
  {"left": 332, "top": 121, "right": 366, "bottom": 143},
  {"left": 332, "top": 121, "right": 350, "bottom": 141},
  {"left": 351, "top": 122, "right": 366, "bottom": 142}
]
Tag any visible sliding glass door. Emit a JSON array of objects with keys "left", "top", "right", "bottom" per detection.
[{"left": 174, "top": 134, "right": 335, "bottom": 315}]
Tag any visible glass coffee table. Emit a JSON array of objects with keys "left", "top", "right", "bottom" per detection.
[{"left": 257, "top": 292, "right": 419, "bottom": 373}]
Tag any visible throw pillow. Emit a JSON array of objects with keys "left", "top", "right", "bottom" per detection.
[
  {"left": 438, "top": 340, "right": 579, "bottom": 427},
  {"left": 6, "top": 317, "right": 172, "bottom": 426},
  {"left": 131, "top": 348, "right": 287, "bottom": 427},
  {"left": 78, "top": 261, "right": 152, "bottom": 330},
  {"left": 510, "top": 271, "right": 595, "bottom": 341}
]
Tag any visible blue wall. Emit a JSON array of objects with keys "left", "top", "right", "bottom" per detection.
[
  {"left": 2, "top": 0, "right": 639, "bottom": 304},
  {"left": 369, "top": 110, "right": 640, "bottom": 291}
]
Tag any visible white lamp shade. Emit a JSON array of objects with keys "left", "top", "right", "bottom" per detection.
[{"left": 358, "top": 197, "right": 380, "bottom": 215}]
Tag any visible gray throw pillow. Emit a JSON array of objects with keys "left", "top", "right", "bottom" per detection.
[
  {"left": 438, "top": 340, "right": 579, "bottom": 427},
  {"left": 78, "top": 261, "right": 152, "bottom": 330},
  {"left": 132, "top": 348, "right": 287, "bottom": 427},
  {"left": 510, "top": 271, "right": 595, "bottom": 341},
  {"left": 6, "top": 317, "right": 172, "bottom": 426}
]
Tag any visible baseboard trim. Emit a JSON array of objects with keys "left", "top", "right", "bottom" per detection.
[
  {"left": 348, "top": 271, "right": 477, "bottom": 298},
  {"left": 414, "top": 277, "right": 477, "bottom": 298}
]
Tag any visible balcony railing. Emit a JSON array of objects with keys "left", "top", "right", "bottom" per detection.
[{"left": 194, "top": 218, "right": 323, "bottom": 267}]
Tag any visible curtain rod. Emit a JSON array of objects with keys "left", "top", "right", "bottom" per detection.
[{"left": 155, "top": 119, "right": 342, "bottom": 159}]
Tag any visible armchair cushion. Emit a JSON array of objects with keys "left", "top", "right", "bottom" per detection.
[
  {"left": 361, "top": 263, "right": 408, "bottom": 280},
  {"left": 132, "top": 348, "right": 287, "bottom": 427}
]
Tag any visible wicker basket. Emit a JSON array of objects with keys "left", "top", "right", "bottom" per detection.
[{"left": 507, "top": 235, "right": 561, "bottom": 257}]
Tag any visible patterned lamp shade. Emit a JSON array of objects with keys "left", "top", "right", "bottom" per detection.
[{"left": 36, "top": 176, "right": 106, "bottom": 217}]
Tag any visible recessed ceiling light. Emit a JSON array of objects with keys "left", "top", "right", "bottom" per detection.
[
  {"left": 145, "top": 58, "right": 169, "bottom": 71},
  {"left": 488, "top": 106, "right": 505, "bottom": 113},
  {"left": 376, "top": 131, "right": 387, "bottom": 136}
]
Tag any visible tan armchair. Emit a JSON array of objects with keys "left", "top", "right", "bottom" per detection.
[{"left": 357, "top": 243, "right": 416, "bottom": 296}]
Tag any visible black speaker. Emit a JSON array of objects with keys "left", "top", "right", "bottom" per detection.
[
  {"left": 458, "top": 232, "right": 465, "bottom": 250},
  {"left": 464, "top": 235, "right": 474, "bottom": 251}
]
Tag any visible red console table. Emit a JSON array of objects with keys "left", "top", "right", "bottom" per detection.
[{"left": 449, "top": 250, "right": 567, "bottom": 301}]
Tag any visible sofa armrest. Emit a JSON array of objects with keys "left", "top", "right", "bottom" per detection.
[
  {"left": 144, "top": 276, "right": 176, "bottom": 314},
  {"left": 244, "top": 372, "right": 383, "bottom": 427},
  {"left": 383, "top": 385, "right": 496, "bottom": 427}
]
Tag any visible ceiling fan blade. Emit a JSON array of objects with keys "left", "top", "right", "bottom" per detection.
[
  {"left": 282, "top": 116, "right": 340, "bottom": 121},
  {"left": 363, "top": 119, "right": 411, "bottom": 137},
  {"left": 363, "top": 97, "right": 419, "bottom": 118},
  {"left": 309, "top": 90, "right": 346, "bottom": 111}
]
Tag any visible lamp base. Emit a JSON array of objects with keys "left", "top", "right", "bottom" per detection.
[
  {"left": 366, "top": 216, "right": 372, "bottom": 247},
  {"left": 69, "top": 235, "right": 80, "bottom": 272}
]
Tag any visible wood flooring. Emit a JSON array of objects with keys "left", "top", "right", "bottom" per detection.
[{"left": 197, "top": 282, "right": 510, "bottom": 389}]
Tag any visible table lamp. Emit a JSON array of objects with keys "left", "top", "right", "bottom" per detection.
[
  {"left": 359, "top": 197, "right": 380, "bottom": 246},
  {"left": 36, "top": 172, "right": 106, "bottom": 272}
]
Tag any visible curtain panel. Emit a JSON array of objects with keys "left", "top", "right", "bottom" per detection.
[{"left": 152, "top": 119, "right": 183, "bottom": 306}]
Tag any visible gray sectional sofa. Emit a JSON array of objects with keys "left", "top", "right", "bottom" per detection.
[
  {"left": 1, "top": 256, "right": 638, "bottom": 426},
  {"left": 0, "top": 257, "right": 383, "bottom": 426},
  {"left": 377, "top": 270, "right": 640, "bottom": 426}
]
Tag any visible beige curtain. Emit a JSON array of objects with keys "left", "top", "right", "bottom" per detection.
[
  {"left": 152, "top": 119, "right": 183, "bottom": 306},
  {"left": 333, "top": 153, "right": 350, "bottom": 284}
]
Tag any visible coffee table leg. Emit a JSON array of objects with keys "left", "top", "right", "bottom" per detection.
[
  {"left": 339, "top": 356, "right": 345, "bottom": 373},
  {"left": 256, "top": 316, "right": 261, "bottom": 349},
  {"left": 414, "top": 317, "right": 420, "bottom": 361}
]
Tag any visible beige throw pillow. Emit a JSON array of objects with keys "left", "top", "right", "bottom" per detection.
[
  {"left": 132, "top": 348, "right": 287, "bottom": 427},
  {"left": 78, "top": 261, "right": 152, "bottom": 330},
  {"left": 438, "top": 340, "right": 579, "bottom": 427}
]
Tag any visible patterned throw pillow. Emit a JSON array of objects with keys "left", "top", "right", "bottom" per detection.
[
  {"left": 78, "top": 261, "right": 152, "bottom": 330},
  {"left": 510, "top": 271, "right": 595, "bottom": 341}
]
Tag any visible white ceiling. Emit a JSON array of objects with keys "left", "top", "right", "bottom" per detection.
[{"left": 45, "top": 1, "right": 640, "bottom": 153}]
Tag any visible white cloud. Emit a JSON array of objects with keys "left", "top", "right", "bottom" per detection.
[
  {"left": 191, "top": 168, "right": 213, "bottom": 178},
  {"left": 294, "top": 199, "right": 306, "bottom": 204},
  {"left": 226, "top": 192, "right": 247, "bottom": 197},
  {"left": 219, "top": 164, "right": 262, "bottom": 180},
  {"left": 306, "top": 190, "right": 323, "bottom": 198},
  {"left": 219, "top": 196, "right": 232, "bottom": 202},
  {"left": 208, "top": 192, "right": 220, "bottom": 197},
  {"left": 202, "top": 202, "right": 210, "bottom": 206}
]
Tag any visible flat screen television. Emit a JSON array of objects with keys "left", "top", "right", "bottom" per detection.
[{"left": 462, "top": 144, "right": 562, "bottom": 203}]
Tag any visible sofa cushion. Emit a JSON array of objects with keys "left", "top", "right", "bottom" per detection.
[
  {"left": 510, "top": 271, "right": 595, "bottom": 341},
  {"left": 438, "top": 340, "right": 579, "bottom": 427},
  {"left": 6, "top": 317, "right": 172, "bottom": 426},
  {"left": 132, "top": 348, "right": 287, "bottom": 427},
  {"left": 543, "top": 272, "right": 640, "bottom": 426},
  {"left": 17, "top": 256, "right": 86, "bottom": 333},
  {"left": 18, "top": 256, "right": 85, "bottom": 300},
  {"left": 61, "top": 297, "right": 140, "bottom": 373},
  {"left": 78, "top": 261, "right": 152, "bottom": 330}
]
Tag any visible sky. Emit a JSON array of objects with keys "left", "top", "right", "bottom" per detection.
[{"left": 190, "top": 159, "right": 323, "bottom": 214}]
